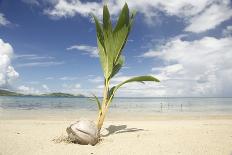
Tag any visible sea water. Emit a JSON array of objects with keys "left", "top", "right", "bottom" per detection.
[{"left": 0, "top": 97, "right": 232, "bottom": 116}]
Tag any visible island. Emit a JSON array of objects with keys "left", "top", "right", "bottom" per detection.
[{"left": 0, "top": 89, "right": 86, "bottom": 98}]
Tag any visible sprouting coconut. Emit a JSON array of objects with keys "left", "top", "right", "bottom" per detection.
[{"left": 66, "top": 3, "right": 160, "bottom": 145}]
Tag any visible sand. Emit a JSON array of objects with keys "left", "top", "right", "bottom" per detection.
[{"left": 0, "top": 115, "right": 232, "bottom": 155}]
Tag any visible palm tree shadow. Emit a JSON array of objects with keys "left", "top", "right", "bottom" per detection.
[{"left": 101, "top": 125, "right": 144, "bottom": 137}]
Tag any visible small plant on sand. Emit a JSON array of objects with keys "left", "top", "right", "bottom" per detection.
[
  {"left": 92, "top": 2, "right": 159, "bottom": 132},
  {"left": 66, "top": 3, "right": 159, "bottom": 145}
]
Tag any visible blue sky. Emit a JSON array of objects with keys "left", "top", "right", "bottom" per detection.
[{"left": 0, "top": 0, "right": 232, "bottom": 97}]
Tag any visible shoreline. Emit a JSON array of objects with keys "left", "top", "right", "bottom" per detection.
[{"left": 1, "top": 108, "right": 232, "bottom": 120}]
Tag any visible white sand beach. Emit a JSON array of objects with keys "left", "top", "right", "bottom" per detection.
[{"left": 0, "top": 115, "right": 232, "bottom": 155}]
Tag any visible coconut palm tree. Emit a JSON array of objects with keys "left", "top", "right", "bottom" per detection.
[
  {"left": 66, "top": 3, "right": 159, "bottom": 145},
  {"left": 92, "top": 3, "right": 159, "bottom": 131}
]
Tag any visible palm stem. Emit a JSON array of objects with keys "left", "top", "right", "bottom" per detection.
[{"left": 97, "top": 79, "right": 109, "bottom": 130}]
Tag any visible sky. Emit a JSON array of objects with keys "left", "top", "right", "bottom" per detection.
[{"left": 0, "top": 0, "right": 232, "bottom": 97}]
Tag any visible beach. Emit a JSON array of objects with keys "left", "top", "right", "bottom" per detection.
[{"left": 0, "top": 114, "right": 232, "bottom": 155}]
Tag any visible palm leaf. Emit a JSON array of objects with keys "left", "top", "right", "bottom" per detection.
[
  {"left": 108, "top": 76, "right": 160, "bottom": 102},
  {"left": 91, "top": 14, "right": 109, "bottom": 78},
  {"left": 110, "top": 55, "right": 124, "bottom": 78},
  {"left": 112, "top": 3, "right": 129, "bottom": 63},
  {"left": 91, "top": 93, "right": 102, "bottom": 112},
  {"left": 114, "top": 10, "right": 136, "bottom": 63},
  {"left": 102, "top": 5, "right": 114, "bottom": 79}
]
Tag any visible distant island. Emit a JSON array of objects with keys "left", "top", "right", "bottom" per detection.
[
  {"left": 41, "top": 92, "right": 85, "bottom": 98},
  {"left": 0, "top": 89, "right": 85, "bottom": 98}
]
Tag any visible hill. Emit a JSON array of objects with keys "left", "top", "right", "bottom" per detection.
[
  {"left": 0, "top": 89, "right": 85, "bottom": 98},
  {"left": 0, "top": 89, "right": 22, "bottom": 96},
  {"left": 41, "top": 92, "right": 85, "bottom": 98}
]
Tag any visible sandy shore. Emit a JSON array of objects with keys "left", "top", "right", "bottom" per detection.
[{"left": 0, "top": 115, "right": 232, "bottom": 155}]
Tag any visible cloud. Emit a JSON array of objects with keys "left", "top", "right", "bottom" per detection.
[
  {"left": 17, "top": 61, "right": 64, "bottom": 67},
  {"left": 0, "top": 13, "right": 10, "bottom": 27},
  {"left": 74, "top": 84, "right": 81, "bottom": 89},
  {"left": 44, "top": 0, "right": 103, "bottom": 19},
  {"left": 223, "top": 25, "right": 232, "bottom": 36},
  {"left": 16, "top": 53, "right": 63, "bottom": 67},
  {"left": 43, "top": 0, "right": 232, "bottom": 32},
  {"left": 16, "top": 54, "right": 54, "bottom": 60},
  {"left": 142, "top": 36, "right": 232, "bottom": 97},
  {"left": 0, "top": 39, "right": 19, "bottom": 88},
  {"left": 67, "top": 44, "right": 98, "bottom": 57},
  {"left": 185, "top": 2, "right": 232, "bottom": 33},
  {"left": 59, "top": 76, "right": 78, "bottom": 81},
  {"left": 88, "top": 76, "right": 103, "bottom": 83},
  {"left": 61, "top": 83, "right": 82, "bottom": 94},
  {"left": 17, "top": 85, "right": 41, "bottom": 94},
  {"left": 17, "top": 84, "right": 49, "bottom": 94},
  {"left": 45, "top": 77, "right": 54, "bottom": 80},
  {"left": 42, "top": 84, "right": 49, "bottom": 91},
  {"left": 96, "top": 75, "right": 163, "bottom": 97},
  {"left": 21, "top": 0, "right": 40, "bottom": 6}
]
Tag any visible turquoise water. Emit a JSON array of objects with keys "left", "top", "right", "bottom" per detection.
[{"left": 0, "top": 96, "right": 232, "bottom": 114}]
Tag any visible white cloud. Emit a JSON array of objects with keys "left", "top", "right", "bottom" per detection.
[
  {"left": 0, "top": 39, "right": 19, "bottom": 88},
  {"left": 0, "top": 13, "right": 10, "bottom": 26},
  {"left": 74, "top": 83, "right": 81, "bottom": 89},
  {"left": 17, "top": 84, "right": 50, "bottom": 94},
  {"left": 16, "top": 54, "right": 54, "bottom": 60},
  {"left": 59, "top": 76, "right": 78, "bottom": 81},
  {"left": 223, "top": 25, "right": 232, "bottom": 36},
  {"left": 88, "top": 76, "right": 103, "bottom": 83},
  {"left": 96, "top": 75, "right": 163, "bottom": 97},
  {"left": 26, "top": 81, "right": 40, "bottom": 84},
  {"left": 67, "top": 44, "right": 98, "bottom": 57},
  {"left": 45, "top": 77, "right": 54, "bottom": 80},
  {"left": 142, "top": 36, "right": 232, "bottom": 97},
  {"left": 42, "top": 84, "right": 49, "bottom": 91},
  {"left": 21, "top": 0, "right": 40, "bottom": 6},
  {"left": 17, "top": 61, "right": 64, "bottom": 67},
  {"left": 185, "top": 2, "right": 232, "bottom": 33},
  {"left": 60, "top": 83, "right": 82, "bottom": 95},
  {"left": 43, "top": 0, "right": 232, "bottom": 32},
  {"left": 16, "top": 54, "right": 63, "bottom": 67},
  {"left": 44, "top": 0, "right": 103, "bottom": 19},
  {"left": 17, "top": 85, "right": 41, "bottom": 94},
  {"left": 141, "top": 49, "right": 164, "bottom": 58}
]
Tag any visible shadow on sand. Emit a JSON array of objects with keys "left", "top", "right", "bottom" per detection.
[{"left": 101, "top": 125, "right": 144, "bottom": 137}]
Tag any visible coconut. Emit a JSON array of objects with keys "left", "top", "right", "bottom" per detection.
[{"left": 66, "top": 120, "right": 99, "bottom": 145}]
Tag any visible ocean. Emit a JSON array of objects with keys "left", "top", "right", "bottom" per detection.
[{"left": 0, "top": 97, "right": 232, "bottom": 118}]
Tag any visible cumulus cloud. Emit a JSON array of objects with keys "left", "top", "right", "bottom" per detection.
[
  {"left": 67, "top": 44, "right": 98, "bottom": 57},
  {"left": 17, "top": 85, "right": 41, "bottom": 94},
  {"left": 43, "top": 0, "right": 232, "bottom": 32},
  {"left": 44, "top": 0, "right": 103, "bottom": 18},
  {"left": 0, "top": 39, "right": 19, "bottom": 88},
  {"left": 61, "top": 83, "right": 82, "bottom": 95},
  {"left": 0, "top": 13, "right": 10, "bottom": 26},
  {"left": 142, "top": 36, "right": 232, "bottom": 97},
  {"left": 95, "top": 75, "right": 163, "bottom": 97},
  {"left": 42, "top": 84, "right": 49, "bottom": 91}
]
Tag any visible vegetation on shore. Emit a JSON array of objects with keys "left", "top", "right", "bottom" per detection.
[
  {"left": 0, "top": 89, "right": 85, "bottom": 98},
  {"left": 0, "top": 89, "right": 22, "bottom": 96}
]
